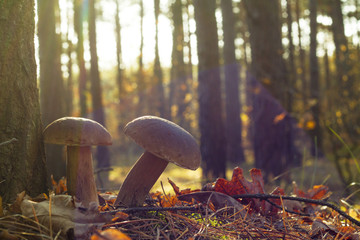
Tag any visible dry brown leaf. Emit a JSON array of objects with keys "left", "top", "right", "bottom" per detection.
[{"left": 20, "top": 195, "right": 113, "bottom": 239}]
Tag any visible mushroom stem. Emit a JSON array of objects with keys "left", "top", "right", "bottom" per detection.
[
  {"left": 115, "top": 151, "right": 168, "bottom": 207},
  {"left": 67, "top": 146, "right": 99, "bottom": 207}
]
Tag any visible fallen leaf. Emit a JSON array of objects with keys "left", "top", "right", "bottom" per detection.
[
  {"left": 112, "top": 211, "right": 129, "bottom": 222},
  {"left": 51, "top": 175, "right": 67, "bottom": 194},
  {"left": 9, "top": 191, "right": 27, "bottom": 214},
  {"left": 293, "top": 182, "right": 331, "bottom": 200},
  {"left": 20, "top": 195, "right": 113, "bottom": 239},
  {"left": 91, "top": 228, "right": 131, "bottom": 240},
  {"left": 213, "top": 167, "right": 284, "bottom": 216},
  {"left": 168, "top": 178, "right": 199, "bottom": 196},
  {"left": 273, "top": 112, "right": 286, "bottom": 124}
]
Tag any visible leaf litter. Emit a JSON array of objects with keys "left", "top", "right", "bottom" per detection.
[{"left": 1, "top": 167, "right": 360, "bottom": 239}]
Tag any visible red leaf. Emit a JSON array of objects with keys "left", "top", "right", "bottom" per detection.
[
  {"left": 213, "top": 167, "right": 284, "bottom": 216},
  {"left": 293, "top": 183, "right": 331, "bottom": 200}
]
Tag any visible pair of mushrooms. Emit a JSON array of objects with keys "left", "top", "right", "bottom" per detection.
[{"left": 43, "top": 116, "right": 201, "bottom": 208}]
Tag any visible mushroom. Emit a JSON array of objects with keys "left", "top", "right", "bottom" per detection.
[
  {"left": 114, "top": 115, "right": 201, "bottom": 207},
  {"left": 43, "top": 117, "right": 112, "bottom": 208}
]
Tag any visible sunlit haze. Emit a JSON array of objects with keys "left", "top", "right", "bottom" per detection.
[{"left": 57, "top": 0, "right": 178, "bottom": 71}]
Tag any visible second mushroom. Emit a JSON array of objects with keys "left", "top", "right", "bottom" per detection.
[
  {"left": 43, "top": 117, "right": 112, "bottom": 208},
  {"left": 114, "top": 116, "right": 201, "bottom": 207}
]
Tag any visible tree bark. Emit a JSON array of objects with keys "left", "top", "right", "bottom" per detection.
[
  {"left": 37, "top": 0, "right": 66, "bottom": 180},
  {"left": 220, "top": 0, "right": 246, "bottom": 164},
  {"left": 0, "top": 0, "right": 48, "bottom": 203},
  {"left": 194, "top": 0, "right": 227, "bottom": 180},
  {"left": 88, "top": 0, "right": 111, "bottom": 188}
]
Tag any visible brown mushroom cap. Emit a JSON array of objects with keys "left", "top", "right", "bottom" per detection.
[
  {"left": 43, "top": 117, "right": 112, "bottom": 146},
  {"left": 124, "top": 116, "right": 201, "bottom": 170}
]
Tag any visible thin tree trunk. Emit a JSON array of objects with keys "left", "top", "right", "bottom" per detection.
[
  {"left": 137, "top": 0, "right": 146, "bottom": 115},
  {"left": 309, "top": 0, "right": 322, "bottom": 150},
  {"left": 194, "top": 0, "right": 227, "bottom": 180},
  {"left": 37, "top": 0, "right": 66, "bottom": 180},
  {"left": 115, "top": 0, "right": 123, "bottom": 100},
  {"left": 65, "top": 4, "right": 74, "bottom": 116},
  {"left": 295, "top": 0, "right": 307, "bottom": 109},
  {"left": 170, "top": 0, "right": 188, "bottom": 127},
  {"left": 0, "top": 0, "right": 47, "bottom": 203},
  {"left": 153, "top": 0, "right": 167, "bottom": 118},
  {"left": 329, "top": 0, "right": 356, "bottom": 141},
  {"left": 88, "top": 0, "right": 111, "bottom": 188},
  {"left": 221, "top": 0, "right": 246, "bottom": 164},
  {"left": 74, "top": 0, "right": 88, "bottom": 117},
  {"left": 184, "top": 0, "right": 194, "bottom": 87},
  {"left": 285, "top": 0, "right": 295, "bottom": 113}
]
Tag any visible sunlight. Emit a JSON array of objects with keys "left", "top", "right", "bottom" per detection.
[
  {"left": 55, "top": 0, "right": 174, "bottom": 71},
  {"left": 97, "top": 0, "right": 174, "bottom": 69}
]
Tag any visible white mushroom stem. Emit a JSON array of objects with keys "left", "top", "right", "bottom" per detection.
[
  {"left": 115, "top": 151, "right": 168, "bottom": 207},
  {"left": 67, "top": 146, "right": 99, "bottom": 207}
]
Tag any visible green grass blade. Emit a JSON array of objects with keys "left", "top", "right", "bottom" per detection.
[{"left": 328, "top": 126, "right": 360, "bottom": 174}]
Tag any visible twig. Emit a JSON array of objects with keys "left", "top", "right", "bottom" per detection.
[
  {"left": 232, "top": 194, "right": 360, "bottom": 227},
  {"left": 0, "top": 138, "right": 18, "bottom": 147},
  {"left": 103, "top": 205, "right": 201, "bottom": 215}
]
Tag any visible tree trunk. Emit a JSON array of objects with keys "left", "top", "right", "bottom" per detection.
[
  {"left": 114, "top": 0, "right": 127, "bottom": 136},
  {"left": 137, "top": 0, "right": 146, "bottom": 115},
  {"left": 309, "top": 0, "right": 322, "bottom": 151},
  {"left": 0, "top": 0, "right": 47, "bottom": 203},
  {"left": 244, "top": 0, "right": 296, "bottom": 180},
  {"left": 184, "top": 0, "right": 194, "bottom": 91},
  {"left": 88, "top": 0, "right": 111, "bottom": 188},
  {"left": 115, "top": 0, "right": 123, "bottom": 99},
  {"left": 194, "top": 0, "right": 227, "bottom": 180},
  {"left": 329, "top": 0, "right": 356, "bottom": 141},
  {"left": 153, "top": 0, "right": 167, "bottom": 118},
  {"left": 74, "top": 0, "right": 88, "bottom": 117},
  {"left": 295, "top": 0, "right": 308, "bottom": 109},
  {"left": 37, "top": 0, "right": 66, "bottom": 180},
  {"left": 170, "top": 0, "right": 189, "bottom": 128},
  {"left": 65, "top": 3, "right": 73, "bottom": 116},
  {"left": 220, "top": 0, "right": 246, "bottom": 164},
  {"left": 285, "top": 0, "right": 295, "bottom": 113}
]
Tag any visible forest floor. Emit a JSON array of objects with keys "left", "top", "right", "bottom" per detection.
[{"left": 1, "top": 156, "right": 358, "bottom": 240}]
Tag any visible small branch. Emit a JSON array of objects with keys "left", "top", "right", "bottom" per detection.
[
  {"left": 0, "top": 138, "right": 18, "bottom": 147},
  {"left": 232, "top": 194, "right": 360, "bottom": 227},
  {"left": 101, "top": 205, "right": 201, "bottom": 215}
]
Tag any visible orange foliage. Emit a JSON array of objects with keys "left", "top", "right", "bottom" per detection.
[
  {"left": 51, "top": 175, "right": 67, "bottom": 194},
  {"left": 293, "top": 182, "right": 331, "bottom": 200},
  {"left": 273, "top": 112, "right": 287, "bottom": 124},
  {"left": 91, "top": 228, "right": 131, "bottom": 240}
]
